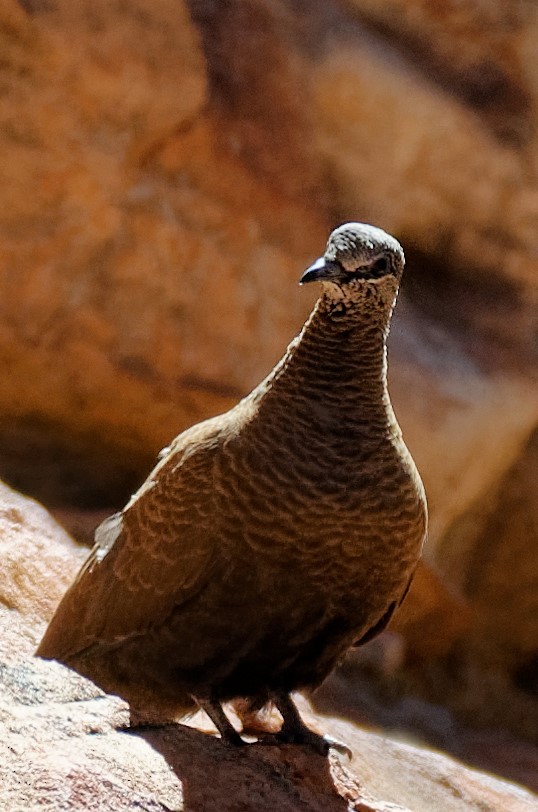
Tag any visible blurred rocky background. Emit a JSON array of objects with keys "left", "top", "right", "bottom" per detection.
[{"left": 0, "top": 0, "right": 537, "bottom": 800}]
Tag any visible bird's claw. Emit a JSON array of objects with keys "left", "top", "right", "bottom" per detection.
[
  {"left": 257, "top": 730, "right": 352, "bottom": 759},
  {"left": 321, "top": 735, "right": 353, "bottom": 759}
]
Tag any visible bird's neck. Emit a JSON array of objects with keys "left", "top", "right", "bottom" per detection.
[{"left": 253, "top": 287, "right": 399, "bottom": 438}]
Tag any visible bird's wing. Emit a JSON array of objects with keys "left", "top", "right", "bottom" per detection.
[
  {"left": 353, "top": 571, "right": 415, "bottom": 648},
  {"left": 37, "top": 416, "right": 229, "bottom": 662}
]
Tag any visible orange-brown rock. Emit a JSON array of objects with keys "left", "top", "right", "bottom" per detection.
[
  {"left": 342, "top": 0, "right": 537, "bottom": 145},
  {"left": 0, "top": 0, "right": 327, "bottom": 506},
  {"left": 5, "top": 671, "right": 538, "bottom": 812},
  {"left": 437, "top": 428, "right": 538, "bottom": 690},
  {"left": 390, "top": 560, "right": 472, "bottom": 660},
  {"left": 0, "top": 480, "right": 87, "bottom": 635}
]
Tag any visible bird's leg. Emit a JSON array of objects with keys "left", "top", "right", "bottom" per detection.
[
  {"left": 273, "top": 693, "right": 352, "bottom": 758},
  {"left": 196, "top": 697, "right": 245, "bottom": 747}
]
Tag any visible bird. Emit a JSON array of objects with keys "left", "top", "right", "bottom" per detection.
[{"left": 37, "top": 222, "right": 427, "bottom": 755}]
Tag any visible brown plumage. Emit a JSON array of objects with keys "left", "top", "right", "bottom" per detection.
[{"left": 37, "top": 223, "right": 427, "bottom": 753}]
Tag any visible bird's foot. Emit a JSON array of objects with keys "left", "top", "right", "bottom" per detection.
[
  {"left": 258, "top": 728, "right": 352, "bottom": 758},
  {"left": 314, "top": 734, "right": 352, "bottom": 760},
  {"left": 265, "top": 692, "right": 352, "bottom": 758},
  {"left": 197, "top": 694, "right": 352, "bottom": 756}
]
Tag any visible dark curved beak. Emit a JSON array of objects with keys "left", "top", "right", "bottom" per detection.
[{"left": 299, "top": 257, "right": 340, "bottom": 285}]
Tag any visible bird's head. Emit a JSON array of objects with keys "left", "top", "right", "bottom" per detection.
[{"left": 300, "top": 223, "right": 404, "bottom": 311}]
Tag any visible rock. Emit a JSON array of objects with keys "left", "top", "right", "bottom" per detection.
[
  {"left": 409, "top": 428, "right": 538, "bottom": 742},
  {"left": 315, "top": 648, "right": 538, "bottom": 795},
  {"left": 341, "top": 0, "right": 537, "bottom": 146},
  {"left": 438, "top": 428, "right": 538, "bottom": 676},
  {"left": 0, "top": 480, "right": 86, "bottom": 637},
  {"left": 4, "top": 659, "right": 538, "bottom": 812},
  {"left": 310, "top": 1, "right": 538, "bottom": 315},
  {"left": 390, "top": 560, "right": 471, "bottom": 660},
  {"left": 0, "top": 0, "right": 326, "bottom": 506},
  {"left": 189, "top": 0, "right": 538, "bottom": 353},
  {"left": 50, "top": 507, "right": 115, "bottom": 547}
]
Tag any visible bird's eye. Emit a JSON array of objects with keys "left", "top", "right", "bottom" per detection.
[{"left": 371, "top": 257, "right": 388, "bottom": 273}]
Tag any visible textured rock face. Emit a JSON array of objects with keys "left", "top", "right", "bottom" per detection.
[
  {"left": 0, "top": 480, "right": 87, "bottom": 631},
  {"left": 1, "top": 489, "right": 537, "bottom": 811},
  {"left": 0, "top": 0, "right": 326, "bottom": 506},
  {"left": 437, "top": 428, "right": 538, "bottom": 694},
  {"left": 0, "top": 0, "right": 537, "bottom": 753}
]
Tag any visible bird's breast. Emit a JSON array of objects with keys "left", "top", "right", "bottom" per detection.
[{"left": 215, "top": 429, "right": 426, "bottom": 612}]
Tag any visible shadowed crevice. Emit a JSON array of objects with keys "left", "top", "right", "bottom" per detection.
[{"left": 130, "top": 723, "right": 351, "bottom": 812}]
